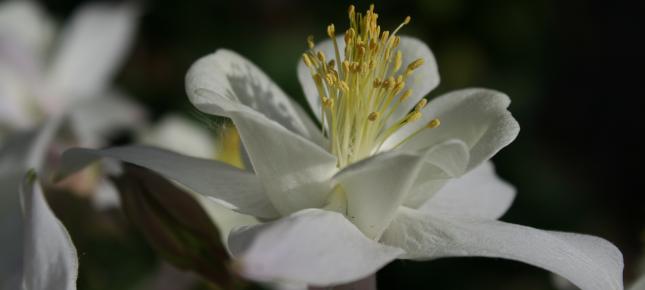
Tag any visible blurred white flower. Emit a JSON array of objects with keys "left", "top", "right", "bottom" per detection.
[
  {"left": 0, "top": 1, "right": 140, "bottom": 287},
  {"left": 59, "top": 5, "right": 624, "bottom": 290}
]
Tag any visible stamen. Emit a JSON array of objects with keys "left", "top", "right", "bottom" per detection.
[{"left": 303, "top": 5, "right": 432, "bottom": 167}]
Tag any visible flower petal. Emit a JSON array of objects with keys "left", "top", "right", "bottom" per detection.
[
  {"left": 227, "top": 110, "right": 337, "bottom": 215},
  {"left": 45, "top": 2, "right": 138, "bottom": 104},
  {"left": 186, "top": 49, "right": 324, "bottom": 145},
  {"left": 385, "top": 88, "right": 519, "bottom": 171},
  {"left": 139, "top": 114, "right": 216, "bottom": 159},
  {"left": 297, "top": 36, "right": 439, "bottom": 126},
  {"left": 56, "top": 145, "right": 279, "bottom": 219},
  {"left": 0, "top": 0, "right": 53, "bottom": 59},
  {"left": 68, "top": 92, "right": 147, "bottom": 147},
  {"left": 419, "top": 161, "right": 515, "bottom": 219},
  {"left": 381, "top": 208, "right": 624, "bottom": 290},
  {"left": 334, "top": 151, "right": 426, "bottom": 239},
  {"left": 20, "top": 173, "right": 78, "bottom": 290},
  {"left": 229, "top": 209, "right": 403, "bottom": 287},
  {"left": 403, "top": 139, "right": 470, "bottom": 207}
]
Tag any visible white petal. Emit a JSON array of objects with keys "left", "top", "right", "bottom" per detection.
[
  {"left": 419, "top": 161, "right": 515, "bottom": 219},
  {"left": 334, "top": 151, "right": 426, "bottom": 239},
  {"left": 297, "top": 36, "right": 439, "bottom": 126},
  {"left": 403, "top": 139, "right": 470, "bottom": 207},
  {"left": 229, "top": 209, "right": 403, "bottom": 286},
  {"left": 68, "top": 92, "right": 147, "bottom": 147},
  {"left": 139, "top": 114, "right": 216, "bottom": 159},
  {"left": 45, "top": 2, "right": 138, "bottom": 105},
  {"left": 57, "top": 145, "right": 279, "bottom": 219},
  {"left": 0, "top": 125, "right": 59, "bottom": 286},
  {"left": 196, "top": 195, "right": 258, "bottom": 247},
  {"left": 185, "top": 49, "right": 324, "bottom": 145},
  {"left": 0, "top": 1, "right": 53, "bottom": 59},
  {"left": 385, "top": 88, "right": 520, "bottom": 171},
  {"left": 381, "top": 208, "right": 624, "bottom": 290},
  {"left": 227, "top": 110, "right": 337, "bottom": 215},
  {"left": 20, "top": 173, "right": 78, "bottom": 290}
]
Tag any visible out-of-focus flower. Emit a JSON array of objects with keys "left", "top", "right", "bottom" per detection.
[
  {"left": 58, "top": 5, "right": 624, "bottom": 290},
  {"left": 0, "top": 1, "right": 140, "bottom": 286}
]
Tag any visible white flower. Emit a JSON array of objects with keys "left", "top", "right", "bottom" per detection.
[
  {"left": 59, "top": 5, "right": 623, "bottom": 290},
  {"left": 0, "top": 0, "right": 143, "bottom": 145},
  {"left": 0, "top": 1, "right": 139, "bottom": 287}
]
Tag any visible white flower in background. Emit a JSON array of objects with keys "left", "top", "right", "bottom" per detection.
[
  {"left": 0, "top": 1, "right": 139, "bottom": 287},
  {"left": 59, "top": 5, "right": 624, "bottom": 290}
]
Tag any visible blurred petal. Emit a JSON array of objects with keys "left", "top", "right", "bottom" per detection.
[
  {"left": 196, "top": 196, "right": 258, "bottom": 246},
  {"left": 57, "top": 145, "right": 279, "bottom": 219},
  {"left": 0, "top": 0, "right": 53, "bottom": 59},
  {"left": 630, "top": 275, "right": 645, "bottom": 290},
  {"left": 68, "top": 92, "right": 146, "bottom": 147},
  {"left": 139, "top": 114, "right": 216, "bottom": 159},
  {"left": 229, "top": 209, "right": 403, "bottom": 287},
  {"left": 186, "top": 49, "right": 324, "bottom": 145},
  {"left": 419, "top": 161, "right": 515, "bottom": 219},
  {"left": 297, "top": 36, "right": 439, "bottom": 127},
  {"left": 20, "top": 173, "right": 78, "bottom": 290},
  {"left": 46, "top": 2, "right": 138, "bottom": 104},
  {"left": 382, "top": 208, "right": 624, "bottom": 290},
  {"left": 334, "top": 151, "right": 425, "bottom": 239},
  {"left": 385, "top": 88, "right": 519, "bottom": 171},
  {"left": 228, "top": 110, "right": 337, "bottom": 215}
]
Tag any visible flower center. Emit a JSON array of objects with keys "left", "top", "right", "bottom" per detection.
[{"left": 302, "top": 5, "right": 440, "bottom": 168}]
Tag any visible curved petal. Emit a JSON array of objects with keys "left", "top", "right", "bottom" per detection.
[
  {"left": 381, "top": 208, "right": 624, "bottom": 290},
  {"left": 403, "top": 139, "right": 470, "bottom": 207},
  {"left": 227, "top": 110, "right": 337, "bottom": 215},
  {"left": 56, "top": 145, "right": 279, "bottom": 219},
  {"left": 297, "top": 36, "right": 439, "bottom": 126},
  {"left": 186, "top": 49, "right": 324, "bottom": 145},
  {"left": 21, "top": 173, "right": 78, "bottom": 290},
  {"left": 229, "top": 209, "right": 403, "bottom": 287},
  {"left": 385, "top": 88, "right": 520, "bottom": 171},
  {"left": 196, "top": 195, "right": 258, "bottom": 246},
  {"left": 419, "top": 161, "right": 515, "bottom": 219},
  {"left": 334, "top": 151, "right": 425, "bottom": 239},
  {"left": 45, "top": 2, "right": 138, "bottom": 106}
]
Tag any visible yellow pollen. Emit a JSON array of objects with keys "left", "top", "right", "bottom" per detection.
[
  {"left": 303, "top": 5, "right": 430, "bottom": 167},
  {"left": 307, "top": 35, "right": 315, "bottom": 49},
  {"left": 427, "top": 118, "right": 441, "bottom": 129}
]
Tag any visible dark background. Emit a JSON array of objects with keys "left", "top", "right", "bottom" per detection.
[{"left": 41, "top": 0, "right": 644, "bottom": 289}]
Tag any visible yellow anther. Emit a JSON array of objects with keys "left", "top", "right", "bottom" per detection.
[
  {"left": 307, "top": 35, "right": 315, "bottom": 49},
  {"left": 327, "top": 24, "right": 336, "bottom": 38},
  {"left": 400, "top": 89, "right": 413, "bottom": 102},
  {"left": 415, "top": 99, "right": 427, "bottom": 111},
  {"left": 393, "top": 36, "right": 401, "bottom": 47},
  {"left": 302, "top": 53, "right": 313, "bottom": 67},
  {"left": 328, "top": 59, "right": 335, "bottom": 68},
  {"left": 339, "top": 81, "right": 350, "bottom": 93},
  {"left": 368, "top": 112, "right": 379, "bottom": 121},
  {"left": 348, "top": 5, "right": 355, "bottom": 19},
  {"left": 407, "top": 58, "right": 425, "bottom": 71},
  {"left": 373, "top": 78, "right": 382, "bottom": 88},
  {"left": 404, "top": 16, "right": 411, "bottom": 24},
  {"left": 381, "top": 31, "right": 390, "bottom": 43},
  {"left": 393, "top": 81, "right": 405, "bottom": 93},
  {"left": 407, "top": 111, "right": 422, "bottom": 122},
  {"left": 387, "top": 76, "right": 396, "bottom": 89},
  {"left": 342, "top": 60, "right": 350, "bottom": 74},
  {"left": 317, "top": 51, "right": 326, "bottom": 62},
  {"left": 322, "top": 97, "right": 334, "bottom": 108},
  {"left": 427, "top": 118, "right": 440, "bottom": 129}
]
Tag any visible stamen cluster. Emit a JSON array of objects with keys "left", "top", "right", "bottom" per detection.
[{"left": 302, "top": 5, "right": 439, "bottom": 167}]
